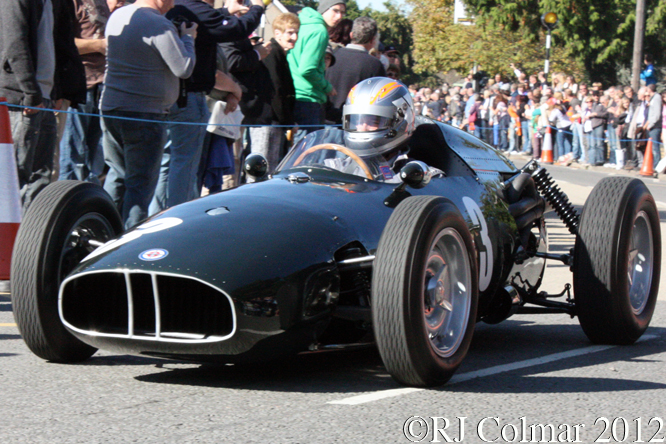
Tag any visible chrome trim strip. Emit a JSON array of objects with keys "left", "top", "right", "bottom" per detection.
[
  {"left": 125, "top": 271, "right": 134, "bottom": 336},
  {"left": 160, "top": 332, "right": 205, "bottom": 339},
  {"left": 151, "top": 273, "right": 161, "bottom": 339},
  {"left": 337, "top": 255, "right": 375, "bottom": 265},
  {"left": 58, "top": 269, "right": 237, "bottom": 344}
]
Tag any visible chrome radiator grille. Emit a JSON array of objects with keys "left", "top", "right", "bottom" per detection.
[{"left": 59, "top": 270, "right": 236, "bottom": 343}]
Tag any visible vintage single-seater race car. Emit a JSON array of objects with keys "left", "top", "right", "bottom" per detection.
[{"left": 11, "top": 118, "right": 662, "bottom": 387}]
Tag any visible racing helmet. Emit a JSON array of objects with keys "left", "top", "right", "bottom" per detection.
[{"left": 342, "top": 77, "right": 415, "bottom": 157}]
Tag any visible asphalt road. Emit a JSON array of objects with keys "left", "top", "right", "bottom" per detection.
[{"left": 1, "top": 161, "right": 666, "bottom": 443}]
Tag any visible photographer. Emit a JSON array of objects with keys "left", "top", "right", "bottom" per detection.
[
  {"left": 150, "top": 0, "right": 266, "bottom": 213},
  {"left": 101, "top": 0, "right": 197, "bottom": 229}
]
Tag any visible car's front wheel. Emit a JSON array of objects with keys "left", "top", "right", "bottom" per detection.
[
  {"left": 11, "top": 181, "right": 122, "bottom": 362},
  {"left": 372, "top": 196, "right": 479, "bottom": 387}
]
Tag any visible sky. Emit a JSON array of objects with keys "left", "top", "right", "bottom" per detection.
[{"left": 355, "top": 0, "right": 405, "bottom": 13}]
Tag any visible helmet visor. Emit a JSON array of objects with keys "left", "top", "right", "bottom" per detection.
[{"left": 344, "top": 114, "right": 393, "bottom": 132}]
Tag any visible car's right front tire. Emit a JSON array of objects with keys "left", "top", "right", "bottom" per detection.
[{"left": 11, "top": 181, "right": 122, "bottom": 362}]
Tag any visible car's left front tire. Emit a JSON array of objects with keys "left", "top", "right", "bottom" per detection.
[{"left": 573, "top": 177, "right": 661, "bottom": 344}]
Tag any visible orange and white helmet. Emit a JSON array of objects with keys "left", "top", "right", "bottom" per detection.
[{"left": 342, "top": 77, "right": 415, "bottom": 156}]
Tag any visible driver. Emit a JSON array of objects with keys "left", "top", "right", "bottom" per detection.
[
  {"left": 342, "top": 77, "right": 418, "bottom": 180},
  {"left": 285, "top": 77, "right": 441, "bottom": 181}
]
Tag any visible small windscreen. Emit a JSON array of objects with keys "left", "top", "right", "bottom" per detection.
[{"left": 275, "top": 129, "right": 398, "bottom": 182}]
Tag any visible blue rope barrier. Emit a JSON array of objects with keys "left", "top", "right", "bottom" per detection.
[
  {"left": 2, "top": 101, "right": 660, "bottom": 145},
  {"left": 0, "top": 101, "right": 341, "bottom": 128},
  {"left": 542, "top": 124, "right": 663, "bottom": 146},
  {"left": 466, "top": 122, "right": 663, "bottom": 146}
]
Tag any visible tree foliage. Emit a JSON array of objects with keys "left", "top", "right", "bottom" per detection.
[
  {"left": 343, "top": 0, "right": 371, "bottom": 20},
  {"left": 369, "top": 2, "right": 417, "bottom": 82},
  {"left": 408, "top": 0, "right": 584, "bottom": 83},
  {"left": 462, "top": 0, "right": 666, "bottom": 84}
]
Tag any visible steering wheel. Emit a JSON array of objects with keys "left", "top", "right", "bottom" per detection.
[{"left": 292, "top": 143, "right": 374, "bottom": 180}]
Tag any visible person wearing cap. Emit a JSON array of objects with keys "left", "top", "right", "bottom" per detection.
[
  {"left": 324, "top": 16, "right": 385, "bottom": 124},
  {"left": 375, "top": 41, "right": 390, "bottom": 70},
  {"left": 384, "top": 45, "right": 400, "bottom": 68},
  {"left": 288, "top": 0, "right": 346, "bottom": 146}
]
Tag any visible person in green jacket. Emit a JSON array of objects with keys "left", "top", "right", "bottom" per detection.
[{"left": 287, "top": 0, "right": 346, "bottom": 146}]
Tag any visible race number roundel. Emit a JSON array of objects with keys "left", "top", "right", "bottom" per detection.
[{"left": 139, "top": 249, "right": 169, "bottom": 261}]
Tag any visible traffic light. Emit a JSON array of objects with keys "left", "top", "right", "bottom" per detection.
[
  {"left": 541, "top": 12, "right": 558, "bottom": 31},
  {"left": 473, "top": 71, "right": 489, "bottom": 88}
]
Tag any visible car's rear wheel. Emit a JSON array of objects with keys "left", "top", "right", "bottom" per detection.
[
  {"left": 11, "top": 181, "right": 122, "bottom": 362},
  {"left": 372, "top": 196, "right": 478, "bottom": 387},
  {"left": 573, "top": 177, "right": 661, "bottom": 344}
]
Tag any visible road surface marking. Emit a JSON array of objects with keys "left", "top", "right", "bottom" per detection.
[
  {"left": 327, "top": 335, "right": 656, "bottom": 405},
  {"left": 0, "top": 323, "right": 17, "bottom": 327},
  {"left": 328, "top": 388, "right": 422, "bottom": 405}
]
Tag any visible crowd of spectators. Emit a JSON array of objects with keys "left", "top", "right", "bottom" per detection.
[
  {"left": 1, "top": 0, "right": 663, "bottom": 230},
  {"left": 410, "top": 59, "right": 664, "bottom": 173}
]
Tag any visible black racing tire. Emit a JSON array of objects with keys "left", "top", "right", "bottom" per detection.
[
  {"left": 573, "top": 177, "right": 661, "bottom": 345},
  {"left": 372, "top": 196, "right": 479, "bottom": 387},
  {"left": 11, "top": 181, "right": 122, "bottom": 362}
]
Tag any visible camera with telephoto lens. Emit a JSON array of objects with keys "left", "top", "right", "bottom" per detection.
[
  {"left": 170, "top": 15, "right": 192, "bottom": 35},
  {"left": 169, "top": 15, "right": 192, "bottom": 108}
]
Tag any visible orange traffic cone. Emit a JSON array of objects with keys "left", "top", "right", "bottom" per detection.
[
  {"left": 540, "top": 126, "right": 554, "bottom": 164},
  {"left": 640, "top": 138, "right": 655, "bottom": 177},
  {"left": 0, "top": 97, "right": 21, "bottom": 280}
]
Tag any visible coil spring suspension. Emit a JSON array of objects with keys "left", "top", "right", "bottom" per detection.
[{"left": 532, "top": 168, "right": 579, "bottom": 234}]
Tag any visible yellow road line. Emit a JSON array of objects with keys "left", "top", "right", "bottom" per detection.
[{"left": 0, "top": 323, "right": 17, "bottom": 327}]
